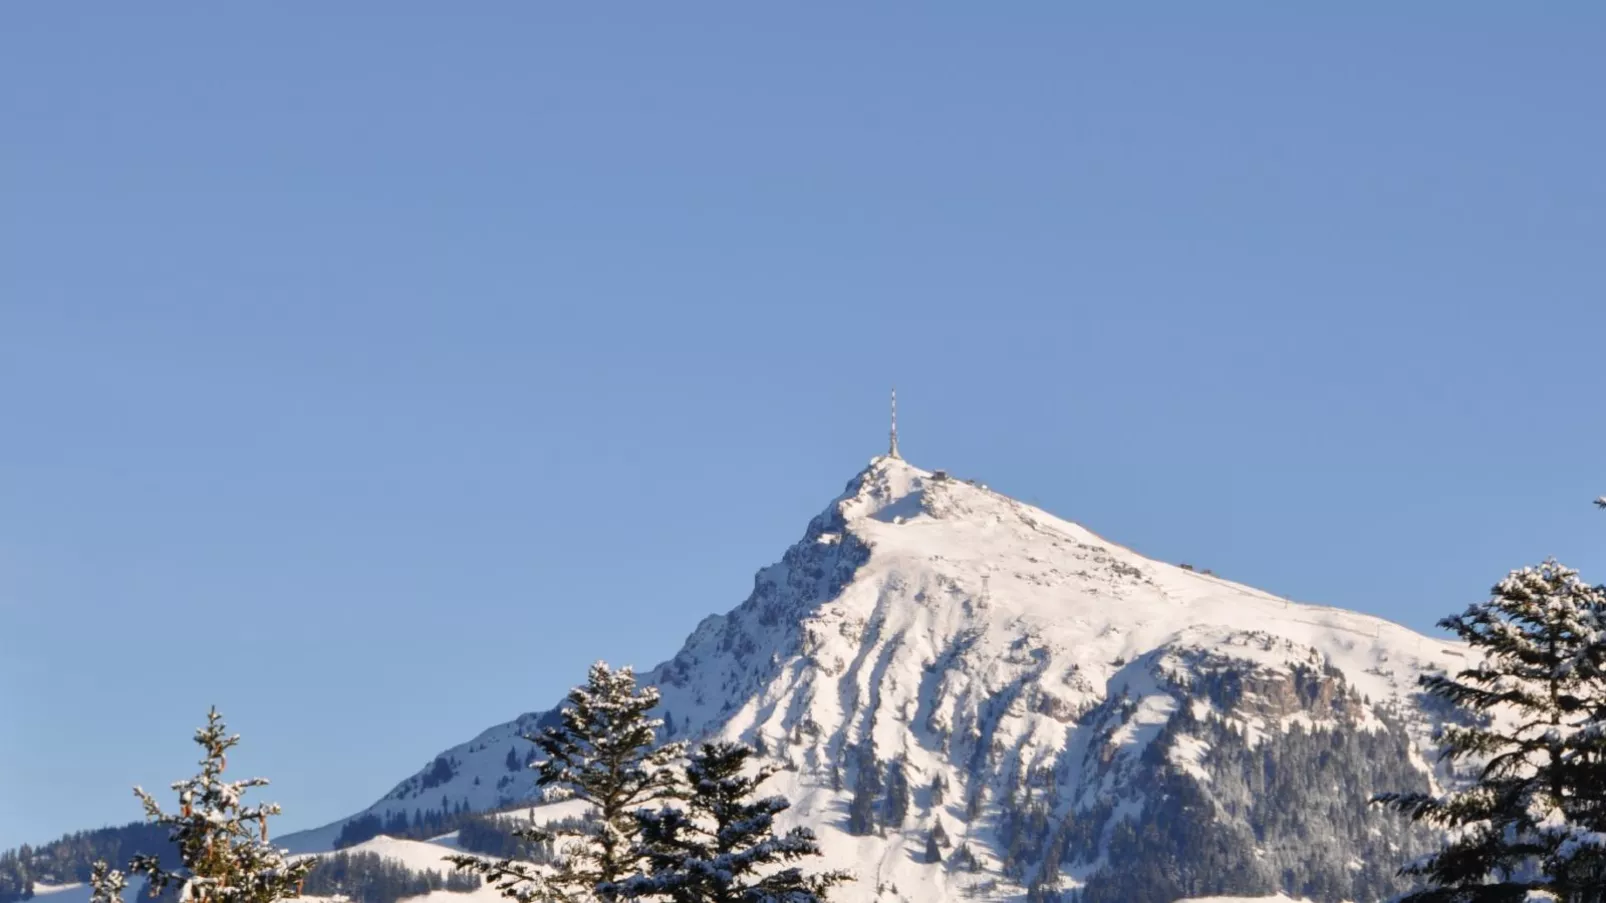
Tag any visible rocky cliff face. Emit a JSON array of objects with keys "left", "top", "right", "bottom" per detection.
[{"left": 285, "top": 456, "right": 1462, "bottom": 902}]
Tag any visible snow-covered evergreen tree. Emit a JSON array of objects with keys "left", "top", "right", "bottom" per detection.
[
  {"left": 608, "top": 741, "right": 850, "bottom": 903},
  {"left": 1375, "top": 560, "right": 1606, "bottom": 901},
  {"left": 89, "top": 708, "right": 312, "bottom": 903},
  {"left": 89, "top": 864, "right": 126, "bottom": 903},
  {"left": 447, "top": 662, "right": 684, "bottom": 903}
]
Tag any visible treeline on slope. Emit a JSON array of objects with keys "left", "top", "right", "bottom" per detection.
[
  {"left": 330, "top": 744, "right": 542, "bottom": 849},
  {"left": 332, "top": 801, "right": 478, "bottom": 850},
  {"left": 454, "top": 814, "right": 595, "bottom": 863},
  {"left": 301, "top": 851, "right": 479, "bottom": 903},
  {"left": 0, "top": 822, "right": 182, "bottom": 903},
  {"left": 333, "top": 803, "right": 593, "bottom": 866}
]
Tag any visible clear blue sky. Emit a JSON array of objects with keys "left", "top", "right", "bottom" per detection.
[{"left": 2, "top": 5, "right": 1602, "bottom": 852}]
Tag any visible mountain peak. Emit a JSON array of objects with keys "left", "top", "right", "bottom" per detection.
[
  {"left": 278, "top": 457, "right": 1467, "bottom": 902},
  {"left": 837, "top": 454, "right": 934, "bottom": 523}
]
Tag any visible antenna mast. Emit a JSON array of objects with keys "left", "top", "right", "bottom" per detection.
[{"left": 889, "top": 387, "right": 900, "bottom": 459}]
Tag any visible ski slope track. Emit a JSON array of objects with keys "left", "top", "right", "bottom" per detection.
[{"left": 268, "top": 456, "right": 1466, "bottom": 902}]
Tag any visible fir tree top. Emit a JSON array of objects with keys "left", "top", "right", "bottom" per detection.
[
  {"left": 447, "top": 662, "right": 685, "bottom": 903},
  {"left": 1375, "top": 560, "right": 1606, "bottom": 901},
  {"left": 91, "top": 709, "right": 311, "bottom": 903},
  {"left": 535, "top": 662, "right": 684, "bottom": 816}
]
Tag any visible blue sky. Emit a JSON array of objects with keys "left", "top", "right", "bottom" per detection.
[{"left": 2, "top": 5, "right": 1603, "bottom": 851}]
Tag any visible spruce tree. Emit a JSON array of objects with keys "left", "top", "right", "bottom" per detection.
[
  {"left": 881, "top": 758, "right": 911, "bottom": 828},
  {"left": 610, "top": 741, "right": 850, "bottom": 903},
  {"left": 845, "top": 744, "right": 881, "bottom": 837},
  {"left": 89, "top": 708, "right": 312, "bottom": 903},
  {"left": 1374, "top": 560, "right": 1606, "bottom": 902},
  {"left": 447, "top": 662, "right": 684, "bottom": 903}
]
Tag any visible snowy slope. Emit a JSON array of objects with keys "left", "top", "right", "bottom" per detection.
[
  {"left": 29, "top": 883, "right": 103, "bottom": 903},
  {"left": 289, "top": 836, "right": 467, "bottom": 875},
  {"left": 280, "top": 455, "right": 1465, "bottom": 902}
]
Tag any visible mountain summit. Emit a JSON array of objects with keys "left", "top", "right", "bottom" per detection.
[{"left": 285, "top": 456, "right": 1460, "bottom": 902}]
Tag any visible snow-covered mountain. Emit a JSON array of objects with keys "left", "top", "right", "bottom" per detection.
[{"left": 276, "top": 455, "right": 1463, "bottom": 902}]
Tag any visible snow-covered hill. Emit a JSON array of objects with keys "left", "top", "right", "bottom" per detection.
[{"left": 278, "top": 455, "right": 1462, "bottom": 902}]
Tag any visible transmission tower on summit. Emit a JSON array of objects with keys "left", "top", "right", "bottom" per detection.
[{"left": 889, "top": 387, "right": 901, "bottom": 459}]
